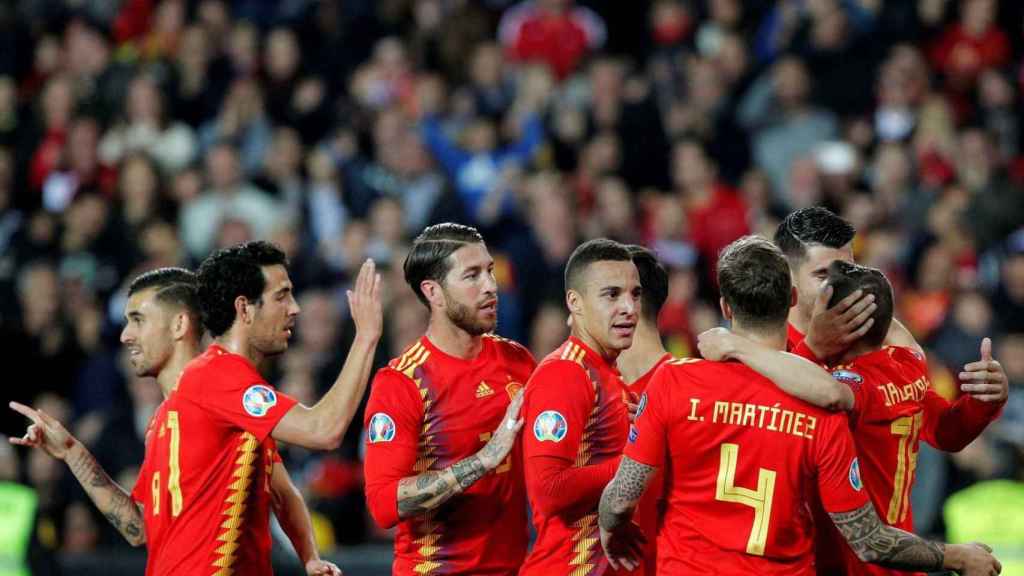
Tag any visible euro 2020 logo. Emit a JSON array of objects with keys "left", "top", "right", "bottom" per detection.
[{"left": 533, "top": 410, "right": 568, "bottom": 443}]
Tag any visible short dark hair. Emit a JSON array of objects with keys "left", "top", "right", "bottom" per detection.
[
  {"left": 404, "top": 223, "right": 485, "bottom": 307},
  {"left": 826, "top": 260, "right": 893, "bottom": 348},
  {"left": 627, "top": 245, "right": 668, "bottom": 322},
  {"left": 774, "top": 207, "right": 856, "bottom": 264},
  {"left": 565, "top": 238, "right": 633, "bottom": 293},
  {"left": 717, "top": 236, "right": 792, "bottom": 329},
  {"left": 128, "top": 267, "right": 201, "bottom": 319},
  {"left": 197, "top": 241, "right": 288, "bottom": 337}
]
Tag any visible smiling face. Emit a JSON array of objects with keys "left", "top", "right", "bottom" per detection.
[
  {"left": 249, "top": 264, "right": 300, "bottom": 357},
  {"left": 438, "top": 243, "right": 498, "bottom": 336},
  {"left": 791, "top": 243, "right": 854, "bottom": 323},
  {"left": 571, "top": 260, "right": 641, "bottom": 354},
  {"left": 121, "top": 288, "right": 175, "bottom": 378}
]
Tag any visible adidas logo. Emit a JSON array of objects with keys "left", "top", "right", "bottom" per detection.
[{"left": 476, "top": 381, "right": 494, "bottom": 399}]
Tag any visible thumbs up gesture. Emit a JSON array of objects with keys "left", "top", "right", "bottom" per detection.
[{"left": 959, "top": 338, "right": 1009, "bottom": 403}]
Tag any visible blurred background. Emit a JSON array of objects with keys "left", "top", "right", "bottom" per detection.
[{"left": 0, "top": 0, "right": 1022, "bottom": 574}]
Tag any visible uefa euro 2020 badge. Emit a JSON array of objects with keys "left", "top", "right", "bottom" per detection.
[
  {"left": 533, "top": 410, "right": 568, "bottom": 443},
  {"left": 242, "top": 384, "right": 278, "bottom": 417},
  {"left": 368, "top": 413, "right": 396, "bottom": 443}
]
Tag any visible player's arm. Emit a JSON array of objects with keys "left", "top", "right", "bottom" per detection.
[
  {"left": 698, "top": 327, "right": 854, "bottom": 411},
  {"left": 273, "top": 260, "right": 383, "bottom": 450},
  {"left": 598, "top": 456, "right": 655, "bottom": 572},
  {"left": 9, "top": 402, "right": 145, "bottom": 547},
  {"left": 395, "top": 391, "right": 524, "bottom": 519},
  {"left": 829, "top": 503, "right": 1000, "bottom": 574},
  {"left": 523, "top": 362, "right": 621, "bottom": 519},
  {"left": 269, "top": 462, "right": 342, "bottom": 576},
  {"left": 882, "top": 317, "right": 925, "bottom": 358}
]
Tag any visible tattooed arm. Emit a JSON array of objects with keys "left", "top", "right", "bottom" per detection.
[
  {"left": 829, "top": 503, "right": 1001, "bottom": 574},
  {"left": 9, "top": 402, "right": 146, "bottom": 546},
  {"left": 396, "top": 391, "right": 525, "bottom": 519},
  {"left": 598, "top": 456, "right": 656, "bottom": 572}
]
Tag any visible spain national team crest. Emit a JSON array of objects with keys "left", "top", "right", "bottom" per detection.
[
  {"left": 832, "top": 369, "right": 864, "bottom": 387},
  {"left": 367, "top": 413, "right": 396, "bottom": 443},
  {"left": 242, "top": 384, "right": 278, "bottom": 417},
  {"left": 849, "top": 457, "right": 863, "bottom": 491},
  {"left": 533, "top": 410, "right": 568, "bottom": 443}
]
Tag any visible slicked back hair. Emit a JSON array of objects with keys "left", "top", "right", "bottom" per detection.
[
  {"left": 626, "top": 245, "right": 668, "bottom": 322},
  {"left": 826, "top": 260, "right": 893, "bottom": 348},
  {"left": 404, "top": 223, "right": 485, "bottom": 307},
  {"left": 197, "top": 241, "right": 288, "bottom": 337},
  {"left": 774, "top": 207, "right": 856, "bottom": 264},
  {"left": 717, "top": 236, "right": 792, "bottom": 330},
  {"left": 128, "top": 267, "right": 201, "bottom": 325},
  {"left": 565, "top": 238, "right": 634, "bottom": 294}
]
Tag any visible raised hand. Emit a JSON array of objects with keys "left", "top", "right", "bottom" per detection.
[
  {"left": 305, "top": 559, "right": 343, "bottom": 576},
  {"left": 959, "top": 338, "right": 1008, "bottom": 403},
  {"left": 9, "top": 401, "right": 75, "bottom": 460},
  {"left": 804, "top": 285, "right": 876, "bottom": 360},
  {"left": 347, "top": 259, "right": 383, "bottom": 342},
  {"left": 479, "top": 391, "right": 525, "bottom": 470}
]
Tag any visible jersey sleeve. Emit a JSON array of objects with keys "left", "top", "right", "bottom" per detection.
[
  {"left": 522, "top": 360, "right": 619, "bottom": 518},
  {"left": 623, "top": 365, "right": 672, "bottom": 469},
  {"left": 180, "top": 355, "right": 299, "bottom": 443},
  {"left": 362, "top": 368, "right": 425, "bottom": 529},
  {"left": 814, "top": 412, "right": 870, "bottom": 514}
]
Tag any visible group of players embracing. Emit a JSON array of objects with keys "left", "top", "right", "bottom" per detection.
[{"left": 11, "top": 207, "right": 1008, "bottom": 576}]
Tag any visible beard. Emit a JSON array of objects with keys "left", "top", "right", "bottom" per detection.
[{"left": 444, "top": 291, "right": 495, "bottom": 336}]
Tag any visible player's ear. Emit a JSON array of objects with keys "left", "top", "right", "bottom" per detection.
[
  {"left": 719, "top": 297, "right": 732, "bottom": 321},
  {"left": 566, "top": 289, "right": 582, "bottom": 317},
  {"left": 235, "top": 295, "right": 254, "bottom": 325},
  {"left": 170, "top": 311, "right": 188, "bottom": 341},
  {"left": 790, "top": 286, "right": 798, "bottom": 309},
  {"left": 421, "top": 279, "right": 444, "bottom": 310}
]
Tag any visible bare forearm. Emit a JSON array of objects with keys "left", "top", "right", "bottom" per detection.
[
  {"left": 274, "top": 488, "right": 319, "bottom": 565},
  {"left": 734, "top": 346, "right": 852, "bottom": 410},
  {"left": 311, "top": 335, "right": 379, "bottom": 440},
  {"left": 396, "top": 454, "right": 489, "bottom": 519},
  {"left": 830, "top": 504, "right": 944, "bottom": 571},
  {"left": 598, "top": 457, "right": 655, "bottom": 531},
  {"left": 66, "top": 442, "right": 145, "bottom": 546}
]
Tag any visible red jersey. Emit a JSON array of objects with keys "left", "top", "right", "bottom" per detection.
[
  {"left": 625, "top": 357, "right": 868, "bottom": 575},
  {"left": 786, "top": 323, "right": 805, "bottom": 352},
  {"left": 810, "top": 346, "right": 1003, "bottom": 576},
  {"left": 520, "top": 336, "right": 646, "bottom": 576},
  {"left": 363, "top": 334, "right": 536, "bottom": 576},
  {"left": 133, "top": 344, "right": 298, "bottom": 576},
  {"left": 624, "top": 353, "right": 672, "bottom": 399}
]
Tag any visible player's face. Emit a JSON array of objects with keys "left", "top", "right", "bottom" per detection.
[
  {"left": 120, "top": 288, "right": 174, "bottom": 378},
  {"left": 250, "top": 264, "right": 300, "bottom": 356},
  {"left": 440, "top": 243, "right": 498, "bottom": 336},
  {"left": 793, "top": 244, "right": 853, "bottom": 320},
  {"left": 576, "top": 260, "right": 641, "bottom": 353}
]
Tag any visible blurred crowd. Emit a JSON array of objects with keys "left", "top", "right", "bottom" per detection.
[{"left": 0, "top": 0, "right": 1023, "bottom": 563}]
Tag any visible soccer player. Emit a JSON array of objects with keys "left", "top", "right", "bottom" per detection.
[
  {"left": 702, "top": 259, "right": 1008, "bottom": 576},
  {"left": 9, "top": 267, "right": 341, "bottom": 575},
  {"left": 362, "top": 223, "right": 535, "bottom": 575},
  {"left": 519, "top": 238, "right": 648, "bottom": 576},
  {"left": 598, "top": 236, "right": 1001, "bottom": 576},
  {"left": 140, "top": 241, "right": 380, "bottom": 575}
]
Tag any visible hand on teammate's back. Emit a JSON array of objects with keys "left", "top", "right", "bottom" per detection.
[
  {"left": 305, "top": 559, "right": 343, "bottom": 576},
  {"left": 947, "top": 541, "right": 1002, "bottom": 576},
  {"left": 347, "top": 259, "right": 383, "bottom": 341},
  {"left": 9, "top": 401, "right": 74, "bottom": 460},
  {"left": 697, "top": 327, "right": 742, "bottom": 361},
  {"left": 804, "top": 285, "right": 876, "bottom": 360}
]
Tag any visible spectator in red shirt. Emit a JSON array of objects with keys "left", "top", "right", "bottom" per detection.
[
  {"left": 498, "top": 0, "right": 606, "bottom": 79},
  {"left": 930, "top": 0, "right": 1010, "bottom": 94}
]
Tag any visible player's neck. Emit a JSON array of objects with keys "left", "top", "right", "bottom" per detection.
[
  {"left": 571, "top": 323, "right": 619, "bottom": 363},
  {"left": 787, "top": 305, "right": 810, "bottom": 335},
  {"left": 425, "top": 316, "right": 484, "bottom": 360},
  {"left": 157, "top": 341, "right": 201, "bottom": 398},
  {"left": 834, "top": 340, "right": 879, "bottom": 365},
  {"left": 733, "top": 323, "right": 787, "bottom": 351},
  {"left": 214, "top": 328, "right": 265, "bottom": 368},
  {"left": 617, "top": 321, "right": 668, "bottom": 384}
]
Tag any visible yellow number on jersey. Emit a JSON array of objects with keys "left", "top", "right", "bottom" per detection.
[
  {"left": 154, "top": 411, "right": 184, "bottom": 517},
  {"left": 479, "top": 432, "right": 512, "bottom": 474},
  {"left": 715, "top": 443, "right": 777, "bottom": 556},
  {"left": 888, "top": 413, "right": 922, "bottom": 524},
  {"left": 151, "top": 472, "right": 160, "bottom": 515}
]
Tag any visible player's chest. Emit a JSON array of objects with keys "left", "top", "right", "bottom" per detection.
[
  {"left": 418, "top": 366, "right": 527, "bottom": 451},
  {"left": 583, "top": 371, "right": 631, "bottom": 444}
]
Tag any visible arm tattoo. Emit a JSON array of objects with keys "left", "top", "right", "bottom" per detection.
[
  {"left": 66, "top": 445, "right": 146, "bottom": 546},
  {"left": 829, "top": 504, "right": 944, "bottom": 571},
  {"left": 397, "top": 455, "right": 489, "bottom": 518},
  {"left": 599, "top": 457, "right": 656, "bottom": 531}
]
